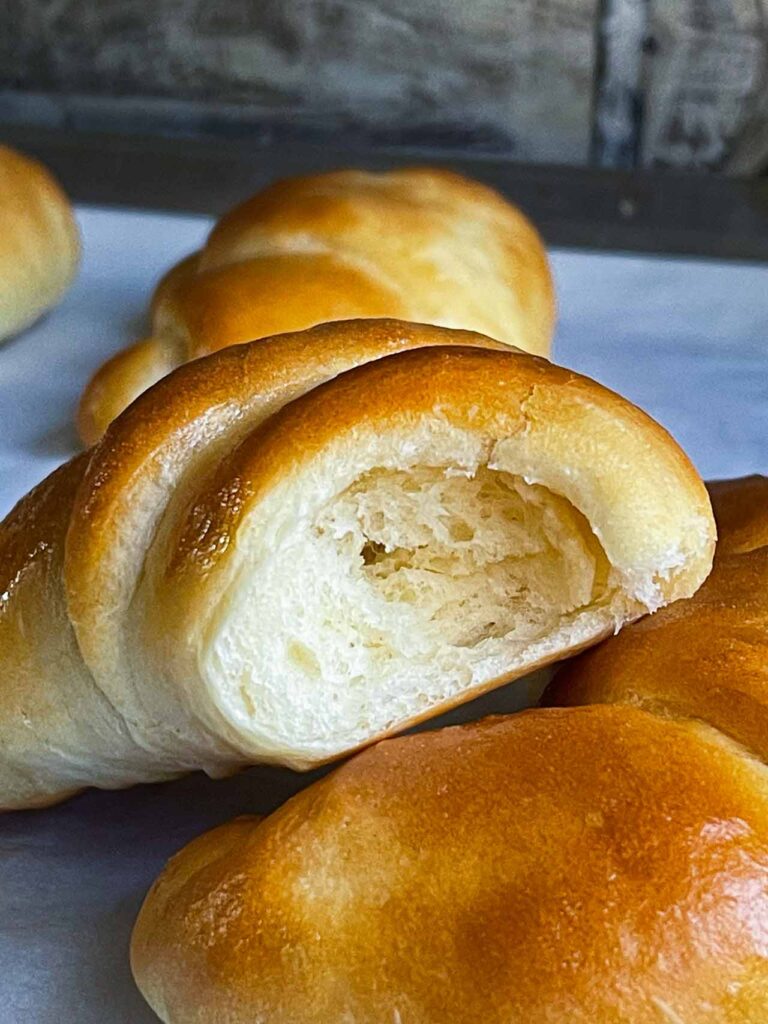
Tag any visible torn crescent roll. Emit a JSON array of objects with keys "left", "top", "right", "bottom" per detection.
[
  {"left": 0, "top": 144, "right": 80, "bottom": 341},
  {"left": 544, "top": 475, "right": 768, "bottom": 759},
  {"left": 77, "top": 166, "right": 555, "bottom": 443},
  {"left": 132, "top": 705, "right": 768, "bottom": 1023},
  {"left": 0, "top": 320, "right": 714, "bottom": 809}
]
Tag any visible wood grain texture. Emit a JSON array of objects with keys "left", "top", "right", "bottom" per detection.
[{"left": 0, "top": 0, "right": 598, "bottom": 164}]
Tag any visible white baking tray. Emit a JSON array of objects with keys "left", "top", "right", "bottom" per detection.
[{"left": 1, "top": 206, "right": 767, "bottom": 1023}]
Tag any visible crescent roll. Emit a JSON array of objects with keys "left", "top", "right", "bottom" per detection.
[
  {"left": 0, "top": 320, "right": 714, "bottom": 810},
  {"left": 77, "top": 167, "right": 555, "bottom": 443},
  {"left": 132, "top": 705, "right": 768, "bottom": 1023}
]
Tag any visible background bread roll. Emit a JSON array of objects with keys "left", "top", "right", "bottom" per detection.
[
  {"left": 77, "top": 166, "right": 555, "bottom": 443},
  {"left": 132, "top": 705, "right": 768, "bottom": 1023},
  {"left": 0, "top": 143, "right": 80, "bottom": 342},
  {"left": 0, "top": 319, "right": 714, "bottom": 809},
  {"left": 544, "top": 475, "right": 768, "bottom": 759}
]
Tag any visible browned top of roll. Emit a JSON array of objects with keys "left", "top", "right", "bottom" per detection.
[
  {"left": 132, "top": 704, "right": 768, "bottom": 1023},
  {"left": 77, "top": 165, "right": 555, "bottom": 444},
  {"left": 172, "top": 167, "right": 555, "bottom": 356},
  {"left": 545, "top": 475, "right": 768, "bottom": 761}
]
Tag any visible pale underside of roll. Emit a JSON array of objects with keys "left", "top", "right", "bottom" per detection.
[
  {"left": 77, "top": 166, "right": 556, "bottom": 443},
  {"left": 0, "top": 319, "right": 714, "bottom": 810},
  {"left": 0, "top": 144, "right": 81, "bottom": 342},
  {"left": 131, "top": 704, "right": 768, "bottom": 1024}
]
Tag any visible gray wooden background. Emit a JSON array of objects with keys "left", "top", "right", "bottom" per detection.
[{"left": 1, "top": 0, "right": 767, "bottom": 172}]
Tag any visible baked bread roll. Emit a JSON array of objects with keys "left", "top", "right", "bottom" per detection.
[
  {"left": 0, "top": 319, "right": 714, "bottom": 810},
  {"left": 544, "top": 475, "right": 768, "bottom": 758},
  {"left": 0, "top": 143, "right": 80, "bottom": 341},
  {"left": 77, "top": 167, "right": 555, "bottom": 443},
  {"left": 132, "top": 704, "right": 768, "bottom": 1023}
]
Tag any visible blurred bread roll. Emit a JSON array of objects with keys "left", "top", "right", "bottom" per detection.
[
  {"left": 0, "top": 144, "right": 80, "bottom": 342},
  {"left": 78, "top": 166, "right": 555, "bottom": 443}
]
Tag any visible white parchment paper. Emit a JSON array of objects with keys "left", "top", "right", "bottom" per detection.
[{"left": 0, "top": 206, "right": 766, "bottom": 1022}]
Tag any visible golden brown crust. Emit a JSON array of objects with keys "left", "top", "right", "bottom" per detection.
[
  {"left": 132, "top": 705, "right": 768, "bottom": 1023},
  {"left": 155, "top": 254, "right": 406, "bottom": 358},
  {"left": 78, "top": 165, "right": 555, "bottom": 441},
  {"left": 0, "top": 455, "right": 98, "bottom": 808},
  {"left": 707, "top": 474, "right": 768, "bottom": 555},
  {"left": 0, "top": 456, "right": 87, "bottom": 624},
  {"left": 544, "top": 476, "right": 768, "bottom": 761},
  {"left": 203, "top": 166, "right": 541, "bottom": 263},
  {"left": 0, "top": 144, "right": 81, "bottom": 341},
  {"left": 76, "top": 337, "right": 174, "bottom": 447},
  {"left": 162, "top": 340, "right": 712, "bottom": 590},
  {"left": 149, "top": 251, "right": 201, "bottom": 324}
]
